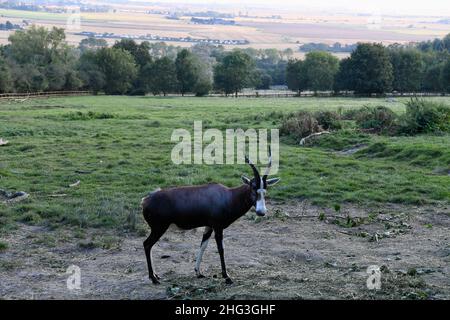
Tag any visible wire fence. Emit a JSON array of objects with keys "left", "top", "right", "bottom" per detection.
[
  {"left": 0, "top": 91, "right": 93, "bottom": 100},
  {"left": 0, "top": 90, "right": 448, "bottom": 100}
]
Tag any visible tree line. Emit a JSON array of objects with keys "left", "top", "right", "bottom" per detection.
[
  {"left": 288, "top": 37, "right": 450, "bottom": 94},
  {"left": 0, "top": 26, "right": 291, "bottom": 96},
  {"left": 0, "top": 25, "right": 450, "bottom": 96}
]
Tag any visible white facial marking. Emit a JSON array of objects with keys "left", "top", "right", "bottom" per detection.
[{"left": 256, "top": 178, "right": 267, "bottom": 215}]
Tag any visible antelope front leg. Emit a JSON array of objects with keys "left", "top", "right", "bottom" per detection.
[
  {"left": 214, "top": 228, "right": 233, "bottom": 284},
  {"left": 143, "top": 225, "right": 169, "bottom": 284}
]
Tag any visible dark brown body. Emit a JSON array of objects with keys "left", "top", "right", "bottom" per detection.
[
  {"left": 141, "top": 183, "right": 254, "bottom": 284},
  {"left": 142, "top": 183, "right": 253, "bottom": 230}
]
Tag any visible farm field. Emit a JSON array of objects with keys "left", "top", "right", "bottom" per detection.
[
  {"left": 0, "top": 96, "right": 449, "bottom": 299},
  {"left": 1, "top": 5, "right": 450, "bottom": 51}
]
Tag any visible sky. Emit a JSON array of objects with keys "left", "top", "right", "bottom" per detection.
[{"left": 152, "top": 0, "right": 450, "bottom": 16}]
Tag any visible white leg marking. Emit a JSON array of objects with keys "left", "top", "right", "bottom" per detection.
[
  {"left": 195, "top": 239, "right": 209, "bottom": 275},
  {"left": 195, "top": 227, "right": 212, "bottom": 276}
]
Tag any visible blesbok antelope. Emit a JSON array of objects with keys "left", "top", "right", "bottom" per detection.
[{"left": 141, "top": 155, "right": 280, "bottom": 284}]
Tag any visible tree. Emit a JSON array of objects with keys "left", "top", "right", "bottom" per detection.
[
  {"left": 443, "top": 33, "right": 450, "bottom": 51},
  {"left": 286, "top": 59, "right": 306, "bottom": 94},
  {"left": 113, "top": 39, "right": 156, "bottom": 95},
  {"left": 255, "top": 71, "right": 272, "bottom": 90},
  {"left": 193, "top": 75, "right": 213, "bottom": 96},
  {"left": 175, "top": 49, "right": 213, "bottom": 96},
  {"left": 213, "top": 51, "right": 256, "bottom": 97},
  {"left": 78, "top": 50, "right": 106, "bottom": 94},
  {"left": 8, "top": 63, "right": 48, "bottom": 92},
  {"left": 6, "top": 26, "right": 81, "bottom": 92},
  {"left": 0, "top": 55, "right": 12, "bottom": 93},
  {"left": 7, "top": 26, "right": 67, "bottom": 65},
  {"left": 142, "top": 57, "right": 178, "bottom": 96},
  {"left": 191, "top": 43, "right": 225, "bottom": 62},
  {"left": 270, "top": 60, "right": 287, "bottom": 86},
  {"left": 442, "top": 59, "right": 450, "bottom": 93},
  {"left": 45, "top": 62, "right": 69, "bottom": 91},
  {"left": 281, "top": 48, "right": 294, "bottom": 60},
  {"left": 175, "top": 49, "right": 199, "bottom": 96},
  {"left": 390, "top": 49, "right": 424, "bottom": 92},
  {"left": 192, "top": 58, "right": 213, "bottom": 97},
  {"left": 262, "top": 48, "right": 281, "bottom": 65},
  {"left": 113, "top": 39, "right": 152, "bottom": 67},
  {"left": 347, "top": 43, "right": 394, "bottom": 94},
  {"left": 95, "top": 47, "right": 138, "bottom": 95},
  {"left": 422, "top": 63, "right": 444, "bottom": 93},
  {"left": 148, "top": 42, "right": 181, "bottom": 59},
  {"left": 334, "top": 57, "right": 354, "bottom": 92},
  {"left": 302, "top": 51, "right": 339, "bottom": 93},
  {"left": 79, "top": 37, "right": 107, "bottom": 52},
  {"left": 63, "top": 69, "right": 83, "bottom": 91},
  {"left": 420, "top": 51, "right": 448, "bottom": 92}
]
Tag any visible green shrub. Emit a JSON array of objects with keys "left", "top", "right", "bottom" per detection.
[
  {"left": 281, "top": 110, "right": 344, "bottom": 141},
  {"left": 355, "top": 105, "right": 397, "bottom": 133},
  {"left": 20, "top": 212, "right": 42, "bottom": 224},
  {"left": 310, "top": 129, "right": 371, "bottom": 150},
  {"left": 65, "top": 111, "right": 116, "bottom": 120},
  {"left": 398, "top": 99, "right": 450, "bottom": 134},
  {"left": 314, "top": 110, "right": 342, "bottom": 130},
  {"left": 341, "top": 108, "right": 363, "bottom": 120},
  {"left": 0, "top": 241, "right": 8, "bottom": 252},
  {"left": 280, "top": 111, "right": 320, "bottom": 140}
]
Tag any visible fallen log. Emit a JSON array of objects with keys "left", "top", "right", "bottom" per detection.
[
  {"left": 299, "top": 131, "right": 331, "bottom": 146},
  {"left": 69, "top": 180, "right": 81, "bottom": 188}
]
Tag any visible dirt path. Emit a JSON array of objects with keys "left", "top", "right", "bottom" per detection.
[{"left": 1, "top": 202, "right": 449, "bottom": 299}]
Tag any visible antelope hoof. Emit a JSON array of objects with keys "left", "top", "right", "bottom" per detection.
[
  {"left": 224, "top": 277, "right": 233, "bottom": 285},
  {"left": 150, "top": 275, "right": 160, "bottom": 284},
  {"left": 195, "top": 268, "right": 205, "bottom": 278},
  {"left": 154, "top": 273, "right": 161, "bottom": 280}
]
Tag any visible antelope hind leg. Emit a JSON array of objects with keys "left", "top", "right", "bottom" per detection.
[{"left": 195, "top": 226, "right": 213, "bottom": 278}]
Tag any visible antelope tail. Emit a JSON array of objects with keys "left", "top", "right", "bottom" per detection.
[{"left": 140, "top": 187, "right": 161, "bottom": 207}]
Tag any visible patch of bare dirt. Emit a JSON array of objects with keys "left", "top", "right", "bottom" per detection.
[{"left": 0, "top": 202, "right": 449, "bottom": 300}]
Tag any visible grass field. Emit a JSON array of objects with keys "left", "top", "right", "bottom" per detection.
[
  {"left": 0, "top": 96, "right": 449, "bottom": 232},
  {"left": 0, "top": 95, "right": 449, "bottom": 299}
]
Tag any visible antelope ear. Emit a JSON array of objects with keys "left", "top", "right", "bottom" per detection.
[
  {"left": 266, "top": 178, "right": 280, "bottom": 186},
  {"left": 241, "top": 175, "right": 251, "bottom": 185}
]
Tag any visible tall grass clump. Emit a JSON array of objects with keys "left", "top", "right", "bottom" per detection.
[
  {"left": 314, "top": 110, "right": 342, "bottom": 130},
  {"left": 398, "top": 99, "right": 450, "bottom": 135},
  {"left": 354, "top": 105, "right": 397, "bottom": 133},
  {"left": 280, "top": 111, "right": 320, "bottom": 140},
  {"left": 280, "top": 110, "right": 342, "bottom": 140},
  {"left": 64, "top": 111, "right": 117, "bottom": 120}
]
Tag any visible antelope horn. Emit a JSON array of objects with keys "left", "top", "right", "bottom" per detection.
[
  {"left": 245, "top": 155, "right": 261, "bottom": 181},
  {"left": 263, "top": 146, "right": 272, "bottom": 180}
]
